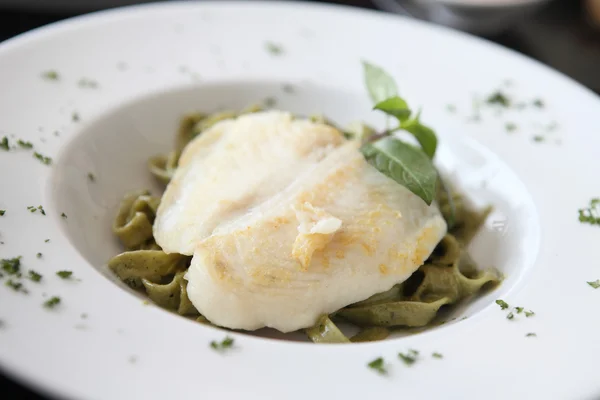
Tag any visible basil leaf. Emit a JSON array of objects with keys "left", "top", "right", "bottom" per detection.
[
  {"left": 401, "top": 115, "right": 438, "bottom": 159},
  {"left": 362, "top": 61, "right": 398, "bottom": 104},
  {"left": 373, "top": 96, "right": 411, "bottom": 122},
  {"left": 361, "top": 137, "right": 437, "bottom": 205}
]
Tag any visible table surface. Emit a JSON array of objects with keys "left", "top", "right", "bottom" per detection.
[{"left": 0, "top": 0, "right": 598, "bottom": 398}]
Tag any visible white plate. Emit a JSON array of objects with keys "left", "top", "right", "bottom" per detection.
[{"left": 0, "top": 1, "right": 599, "bottom": 399}]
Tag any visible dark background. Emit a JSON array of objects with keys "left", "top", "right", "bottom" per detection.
[{"left": 0, "top": 0, "right": 598, "bottom": 398}]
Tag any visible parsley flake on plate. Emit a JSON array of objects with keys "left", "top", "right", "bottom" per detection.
[
  {"left": 265, "top": 42, "right": 283, "bottom": 56},
  {"left": 36, "top": 253, "right": 42, "bottom": 259},
  {"left": 210, "top": 336, "right": 234, "bottom": 351},
  {"left": 27, "top": 205, "right": 46, "bottom": 215},
  {"left": 432, "top": 352, "right": 443, "bottom": 359},
  {"left": 526, "top": 332, "right": 537, "bottom": 337},
  {"left": 28, "top": 270, "right": 42, "bottom": 282},
  {"left": 33, "top": 152, "right": 52, "bottom": 165},
  {"left": 367, "top": 357, "right": 387, "bottom": 374},
  {"left": 78, "top": 78, "right": 99, "bottom": 89},
  {"left": 41, "top": 70, "right": 60, "bottom": 81},
  {"left": 398, "top": 349, "right": 418, "bottom": 365},
  {"left": 486, "top": 91, "right": 510, "bottom": 107},
  {"left": 44, "top": 239, "right": 50, "bottom": 243},
  {"left": 578, "top": 198, "right": 600, "bottom": 226},
  {"left": 281, "top": 83, "right": 295, "bottom": 94},
  {"left": 17, "top": 139, "right": 33, "bottom": 149},
  {"left": 88, "top": 173, "right": 96, "bottom": 182},
  {"left": 44, "top": 296, "right": 61, "bottom": 308},
  {"left": 495, "top": 299, "right": 509, "bottom": 310},
  {"left": 533, "top": 98, "right": 545, "bottom": 108},
  {"left": 505, "top": 122, "right": 517, "bottom": 132},
  {"left": 0, "top": 136, "right": 9, "bottom": 151},
  {"left": 5, "top": 279, "right": 25, "bottom": 292},
  {"left": 515, "top": 307, "right": 524, "bottom": 314},
  {"left": 72, "top": 112, "right": 80, "bottom": 122},
  {"left": 506, "top": 312, "right": 514, "bottom": 320},
  {"left": 56, "top": 270, "right": 73, "bottom": 279},
  {"left": 587, "top": 280, "right": 600, "bottom": 289},
  {"left": 0, "top": 210, "right": 5, "bottom": 216},
  {"left": 1, "top": 257, "right": 21, "bottom": 275},
  {"left": 524, "top": 310, "right": 535, "bottom": 318}
]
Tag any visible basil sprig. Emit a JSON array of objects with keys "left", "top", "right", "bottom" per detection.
[{"left": 361, "top": 62, "right": 438, "bottom": 205}]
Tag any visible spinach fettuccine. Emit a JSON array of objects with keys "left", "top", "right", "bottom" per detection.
[{"left": 108, "top": 106, "right": 500, "bottom": 343}]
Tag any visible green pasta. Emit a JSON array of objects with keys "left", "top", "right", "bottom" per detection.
[
  {"left": 305, "top": 315, "right": 351, "bottom": 343},
  {"left": 108, "top": 107, "right": 501, "bottom": 343},
  {"left": 350, "top": 327, "right": 391, "bottom": 343}
]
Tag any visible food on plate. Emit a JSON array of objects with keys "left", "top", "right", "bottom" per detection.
[{"left": 108, "top": 64, "right": 500, "bottom": 342}]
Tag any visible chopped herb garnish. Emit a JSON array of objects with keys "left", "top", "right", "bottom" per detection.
[
  {"left": 27, "top": 205, "right": 46, "bottom": 215},
  {"left": 578, "top": 199, "right": 600, "bottom": 226},
  {"left": 587, "top": 280, "right": 600, "bottom": 289},
  {"left": 61, "top": 212, "right": 67, "bottom": 219},
  {"left": 1, "top": 257, "right": 21, "bottom": 275},
  {"left": 505, "top": 122, "right": 517, "bottom": 132},
  {"left": 264, "top": 97, "right": 277, "bottom": 108},
  {"left": 546, "top": 121, "right": 558, "bottom": 132},
  {"left": 506, "top": 312, "right": 514, "bottom": 320},
  {"left": 495, "top": 299, "right": 509, "bottom": 310},
  {"left": 17, "top": 140, "right": 33, "bottom": 149},
  {"left": 87, "top": 173, "right": 95, "bottom": 182},
  {"left": 36, "top": 253, "right": 42, "bottom": 259},
  {"left": 533, "top": 99, "right": 544, "bottom": 108},
  {"left": 44, "top": 296, "right": 61, "bottom": 308},
  {"left": 44, "top": 239, "right": 50, "bottom": 243},
  {"left": 41, "top": 70, "right": 60, "bottom": 81},
  {"left": 282, "top": 83, "right": 295, "bottom": 94},
  {"left": 533, "top": 135, "right": 544, "bottom": 143},
  {"left": 77, "top": 78, "right": 99, "bottom": 88},
  {"left": 5, "top": 279, "right": 24, "bottom": 292},
  {"left": 210, "top": 336, "right": 235, "bottom": 351},
  {"left": 56, "top": 270, "right": 73, "bottom": 279},
  {"left": 265, "top": 42, "right": 283, "bottom": 55},
  {"left": 515, "top": 307, "right": 524, "bottom": 314},
  {"left": 486, "top": 91, "right": 510, "bottom": 107},
  {"left": 72, "top": 112, "right": 80, "bottom": 122},
  {"left": 524, "top": 310, "right": 535, "bottom": 318},
  {"left": 525, "top": 332, "right": 537, "bottom": 337},
  {"left": 398, "top": 351, "right": 417, "bottom": 365},
  {"left": 432, "top": 352, "right": 443, "bottom": 359},
  {"left": 0, "top": 210, "right": 4, "bottom": 216},
  {"left": 33, "top": 152, "right": 52, "bottom": 165},
  {"left": 367, "top": 357, "right": 387, "bottom": 374},
  {"left": 0, "top": 136, "right": 9, "bottom": 151},
  {"left": 28, "top": 270, "right": 42, "bottom": 282}
]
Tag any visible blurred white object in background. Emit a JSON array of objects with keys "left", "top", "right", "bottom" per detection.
[{"left": 371, "top": 0, "right": 554, "bottom": 36}]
